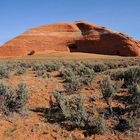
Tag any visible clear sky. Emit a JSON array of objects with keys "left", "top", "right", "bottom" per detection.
[{"left": 0, "top": 0, "right": 140, "bottom": 45}]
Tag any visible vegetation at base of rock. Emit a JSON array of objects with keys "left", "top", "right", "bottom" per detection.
[
  {"left": 0, "top": 66, "right": 10, "bottom": 78},
  {"left": 59, "top": 62, "right": 94, "bottom": 93},
  {"left": 0, "top": 58, "right": 139, "bottom": 138},
  {"left": 45, "top": 62, "right": 62, "bottom": 72},
  {"left": 16, "top": 66, "right": 27, "bottom": 75}
]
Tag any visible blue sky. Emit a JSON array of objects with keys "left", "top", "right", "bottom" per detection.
[{"left": 0, "top": 0, "right": 140, "bottom": 45}]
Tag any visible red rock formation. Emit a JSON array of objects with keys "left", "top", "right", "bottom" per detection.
[{"left": 0, "top": 21, "right": 140, "bottom": 57}]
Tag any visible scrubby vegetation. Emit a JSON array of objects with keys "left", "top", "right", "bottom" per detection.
[
  {"left": 0, "top": 58, "right": 139, "bottom": 139},
  {"left": 45, "top": 62, "right": 62, "bottom": 72},
  {"left": 16, "top": 66, "right": 27, "bottom": 75},
  {"left": 100, "top": 76, "right": 123, "bottom": 100},
  {"left": 59, "top": 62, "right": 94, "bottom": 93},
  {"left": 48, "top": 91, "right": 106, "bottom": 135},
  {"left": 100, "top": 76, "right": 123, "bottom": 115},
  {"left": 0, "top": 66, "right": 10, "bottom": 78},
  {"left": 0, "top": 83, "right": 28, "bottom": 115}
]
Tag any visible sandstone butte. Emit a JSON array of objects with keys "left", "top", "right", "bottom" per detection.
[{"left": 0, "top": 21, "right": 140, "bottom": 57}]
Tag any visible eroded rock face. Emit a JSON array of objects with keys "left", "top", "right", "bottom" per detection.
[{"left": 0, "top": 21, "right": 140, "bottom": 57}]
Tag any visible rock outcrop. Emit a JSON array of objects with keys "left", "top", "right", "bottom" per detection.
[{"left": 0, "top": 21, "right": 140, "bottom": 57}]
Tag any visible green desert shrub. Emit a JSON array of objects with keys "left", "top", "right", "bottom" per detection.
[
  {"left": 117, "top": 61, "right": 129, "bottom": 68},
  {"left": 15, "top": 83, "right": 29, "bottom": 110},
  {"left": 59, "top": 68, "right": 75, "bottom": 82},
  {"left": 123, "top": 67, "right": 140, "bottom": 85},
  {"left": 76, "top": 65, "right": 94, "bottom": 76},
  {"left": 64, "top": 76, "right": 94, "bottom": 92},
  {"left": 128, "top": 117, "right": 140, "bottom": 130},
  {"left": 80, "top": 76, "right": 94, "bottom": 87},
  {"left": 45, "top": 62, "right": 62, "bottom": 72},
  {"left": 106, "top": 60, "right": 132, "bottom": 69},
  {"left": 16, "top": 66, "right": 26, "bottom": 75},
  {"left": 100, "top": 77, "right": 123, "bottom": 115},
  {"left": 6, "top": 62, "right": 17, "bottom": 71},
  {"left": 105, "top": 62, "right": 119, "bottom": 69},
  {"left": 35, "top": 68, "right": 50, "bottom": 78},
  {"left": 94, "top": 115, "right": 106, "bottom": 134},
  {"left": 53, "top": 90, "right": 65, "bottom": 104},
  {"left": 100, "top": 76, "right": 123, "bottom": 100},
  {"left": 52, "top": 92, "right": 106, "bottom": 134},
  {"left": 128, "top": 83, "right": 140, "bottom": 101},
  {"left": 110, "top": 69, "right": 125, "bottom": 81},
  {"left": 0, "top": 66, "right": 10, "bottom": 78},
  {"left": 128, "top": 83, "right": 140, "bottom": 116},
  {"left": 60, "top": 64, "right": 94, "bottom": 90},
  {"left": 18, "top": 62, "right": 30, "bottom": 68},
  {"left": 60, "top": 67, "right": 81, "bottom": 92},
  {"left": 0, "top": 83, "right": 28, "bottom": 115},
  {"left": 63, "top": 62, "right": 79, "bottom": 71},
  {"left": 82, "top": 62, "right": 95, "bottom": 69},
  {"left": 32, "top": 63, "right": 48, "bottom": 77},
  {"left": 35, "top": 69, "right": 46, "bottom": 77},
  {"left": 93, "top": 63, "right": 108, "bottom": 73},
  {"left": 59, "top": 94, "right": 88, "bottom": 128},
  {"left": 32, "top": 63, "right": 45, "bottom": 71},
  {"left": 64, "top": 78, "right": 81, "bottom": 92},
  {"left": 110, "top": 67, "right": 140, "bottom": 86}
]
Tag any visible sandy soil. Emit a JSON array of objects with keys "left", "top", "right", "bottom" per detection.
[{"left": 0, "top": 53, "right": 139, "bottom": 140}]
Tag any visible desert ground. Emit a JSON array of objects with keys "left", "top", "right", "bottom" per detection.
[{"left": 0, "top": 52, "right": 139, "bottom": 140}]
